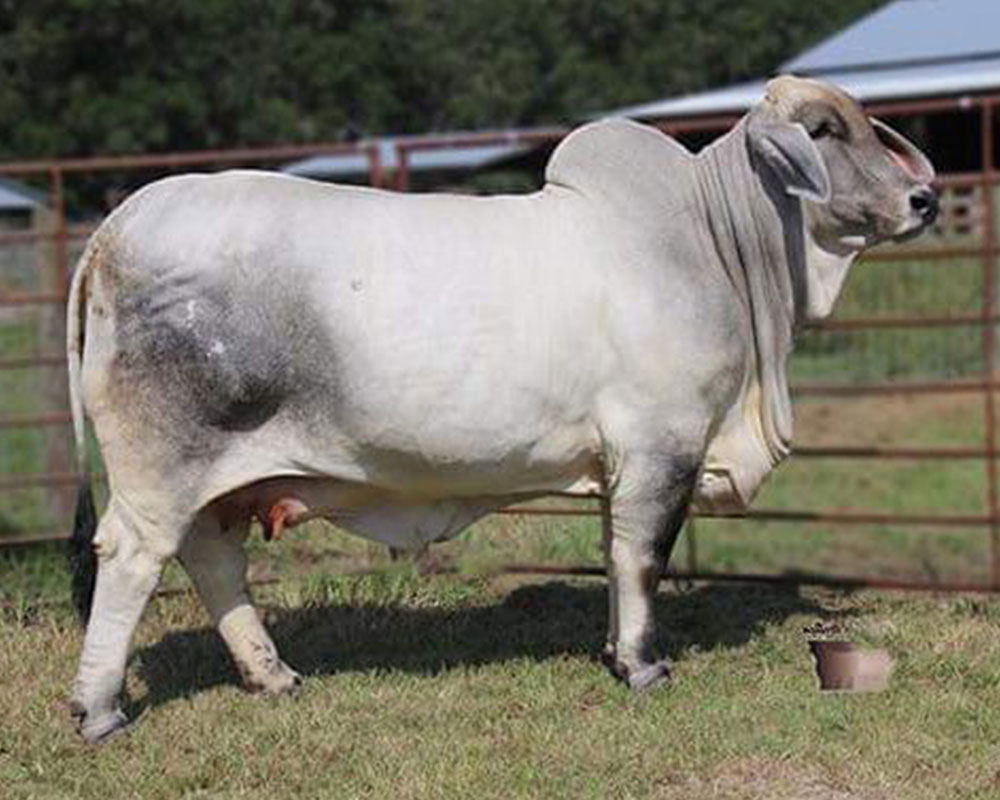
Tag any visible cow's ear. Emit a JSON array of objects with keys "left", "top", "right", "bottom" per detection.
[
  {"left": 870, "top": 117, "right": 935, "bottom": 184},
  {"left": 748, "top": 121, "right": 831, "bottom": 203}
]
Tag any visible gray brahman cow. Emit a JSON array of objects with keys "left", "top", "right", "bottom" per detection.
[{"left": 66, "top": 76, "right": 936, "bottom": 741}]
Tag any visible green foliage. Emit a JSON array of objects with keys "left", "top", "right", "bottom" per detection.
[{"left": 0, "top": 0, "right": 883, "bottom": 158}]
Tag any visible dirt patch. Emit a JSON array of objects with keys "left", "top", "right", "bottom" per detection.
[{"left": 794, "top": 393, "right": 983, "bottom": 447}]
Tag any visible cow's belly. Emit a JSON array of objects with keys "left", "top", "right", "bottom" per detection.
[
  {"left": 209, "top": 415, "right": 603, "bottom": 549},
  {"left": 205, "top": 407, "right": 603, "bottom": 500},
  {"left": 183, "top": 384, "right": 604, "bottom": 549}
]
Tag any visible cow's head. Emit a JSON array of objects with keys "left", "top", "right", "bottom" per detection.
[{"left": 746, "top": 75, "right": 937, "bottom": 317}]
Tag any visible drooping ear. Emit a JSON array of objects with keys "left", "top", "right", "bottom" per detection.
[
  {"left": 870, "top": 117, "right": 936, "bottom": 184},
  {"left": 748, "top": 120, "right": 831, "bottom": 203}
]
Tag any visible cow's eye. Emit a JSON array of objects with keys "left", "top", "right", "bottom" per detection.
[{"left": 810, "top": 120, "right": 835, "bottom": 139}]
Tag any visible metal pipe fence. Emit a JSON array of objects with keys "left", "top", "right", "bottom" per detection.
[{"left": 1, "top": 94, "right": 1000, "bottom": 593}]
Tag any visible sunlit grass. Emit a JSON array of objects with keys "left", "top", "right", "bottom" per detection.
[{"left": 1, "top": 575, "right": 998, "bottom": 799}]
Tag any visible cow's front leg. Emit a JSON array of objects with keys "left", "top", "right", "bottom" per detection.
[
  {"left": 603, "top": 452, "right": 698, "bottom": 691},
  {"left": 70, "top": 498, "right": 173, "bottom": 743},
  {"left": 178, "top": 513, "right": 300, "bottom": 695}
]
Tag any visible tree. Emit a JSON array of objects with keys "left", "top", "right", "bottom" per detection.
[{"left": 0, "top": 0, "right": 884, "bottom": 160}]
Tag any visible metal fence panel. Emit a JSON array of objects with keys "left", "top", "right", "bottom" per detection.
[{"left": 1, "top": 100, "right": 999, "bottom": 594}]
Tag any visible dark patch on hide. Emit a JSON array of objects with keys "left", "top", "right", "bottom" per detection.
[
  {"left": 652, "top": 454, "right": 700, "bottom": 565},
  {"left": 111, "top": 273, "right": 331, "bottom": 443}
]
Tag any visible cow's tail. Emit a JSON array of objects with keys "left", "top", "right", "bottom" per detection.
[{"left": 67, "top": 238, "right": 98, "bottom": 624}]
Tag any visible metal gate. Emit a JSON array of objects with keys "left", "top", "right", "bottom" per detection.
[{"left": 2, "top": 93, "right": 999, "bottom": 594}]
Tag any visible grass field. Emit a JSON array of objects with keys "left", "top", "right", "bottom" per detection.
[{"left": 1, "top": 568, "right": 999, "bottom": 798}]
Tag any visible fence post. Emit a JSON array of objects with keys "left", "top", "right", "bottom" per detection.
[
  {"left": 36, "top": 167, "right": 74, "bottom": 530},
  {"left": 395, "top": 143, "right": 410, "bottom": 192},
  {"left": 367, "top": 142, "right": 384, "bottom": 189},
  {"left": 979, "top": 99, "right": 999, "bottom": 588}
]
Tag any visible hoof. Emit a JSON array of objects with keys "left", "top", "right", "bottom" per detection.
[
  {"left": 601, "top": 651, "right": 672, "bottom": 692},
  {"left": 73, "top": 706, "right": 129, "bottom": 744},
  {"left": 627, "top": 659, "right": 672, "bottom": 692},
  {"left": 242, "top": 660, "right": 302, "bottom": 695}
]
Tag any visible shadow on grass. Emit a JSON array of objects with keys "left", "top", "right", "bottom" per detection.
[{"left": 131, "top": 579, "right": 857, "bottom": 717}]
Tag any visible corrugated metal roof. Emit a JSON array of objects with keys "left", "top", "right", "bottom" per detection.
[
  {"left": 609, "top": 0, "right": 1000, "bottom": 122},
  {"left": 616, "top": 55, "right": 1000, "bottom": 120},
  {"left": 282, "top": 138, "right": 531, "bottom": 180},
  {"left": 785, "top": 0, "right": 1000, "bottom": 75},
  {"left": 0, "top": 178, "right": 44, "bottom": 212}
]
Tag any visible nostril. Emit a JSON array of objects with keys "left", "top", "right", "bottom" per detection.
[{"left": 910, "top": 188, "right": 939, "bottom": 220}]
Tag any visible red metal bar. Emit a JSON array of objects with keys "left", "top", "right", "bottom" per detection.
[
  {"left": 0, "top": 291, "right": 65, "bottom": 307},
  {"left": 367, "top": 142, "right": 384, "bottom": 189},
  {"left": 0, "top": 412, "right": 71, "bottom": 429},
  {"left": 50, "top": 167, "right": 69, "bottom": 294},
  {"left": 500, "top": 563, "right": 1000, "bottom": 594},
  {"left": 740, "top": 508, "right": 990, "bottom": 527},
  {"left": 859, "top": 243, "right": 992, "bottom": 261},
  {"left": 0, "top": 223, "right": 93, "bottom": 247},
  {"left": 792, "top": 378, "right": 1000, "bottom": 397},
  {"left": 496, "top": 505, "right": 993, "bottom": 527},
  {"left": 792, "top": 445, "right": 995, "bottom": 459},
  {"left": 0, "top": 353, "right": 66, "bottom": 370},
  {"left": 935, "top": 170, "right": 999, "bottom": 188},
  {"left": 395, "top": 142, "right": 410, "bottom": 192},
  {"left": 657, "top": 115, "right": 743, "bottom": 135},
  {"left": 0, "top": 140, "right": 369, "bottom": 176},
  {"left": 805, "top": 311, "right": 998, "bottom": 331},
  {"left": 980, "top": 100, "right": 1000, "bottom": 588}
]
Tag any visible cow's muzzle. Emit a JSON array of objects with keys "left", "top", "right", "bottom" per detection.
[{"left": 909, "top": 186, "right": 939, "bottom": 225}]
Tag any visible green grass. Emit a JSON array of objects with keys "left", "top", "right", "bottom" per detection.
[
  {"left": 1, "top": 574, "right": 999, "bottom": 799},
  {"left": 0, "top": 315, "right": 102, "bottom": 537},
  {"left": 793, "top": 255, "right": 986, "bottom": 383}
]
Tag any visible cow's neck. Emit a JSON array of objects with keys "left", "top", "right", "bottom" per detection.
[
  {"left": 692, "top": 119, "right": 804, "bottom": 463},
  {"left": 694, "top": 119, "right": 809, "bottom": 330}
]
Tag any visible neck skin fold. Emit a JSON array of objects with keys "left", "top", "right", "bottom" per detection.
[{"left": 692, "top": 120, "right": 801, "bottom": 462}]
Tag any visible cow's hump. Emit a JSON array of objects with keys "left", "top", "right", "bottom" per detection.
[{"left": 544, "top": 118, "right": 692, "bottom": 205}]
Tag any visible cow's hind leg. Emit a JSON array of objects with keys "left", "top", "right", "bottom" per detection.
[
  {"left": 178, "top": 511, "right": 300, "bottom": 694},
  {"left": 70, "top": 497, "right": 176, "bottom": 743},
  {"left": 604, "top": 451, "right": 698, "bottom": 691}
]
